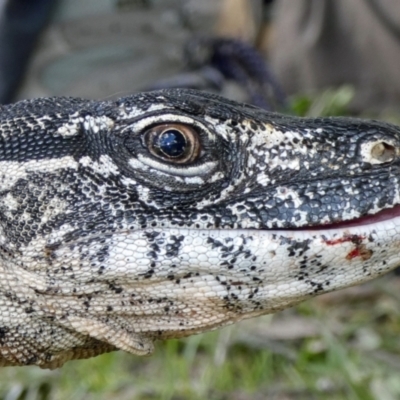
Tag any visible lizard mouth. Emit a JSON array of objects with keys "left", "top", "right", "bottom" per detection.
[{"left": 306, "top": 204, "right": 400, "bottom": 230}]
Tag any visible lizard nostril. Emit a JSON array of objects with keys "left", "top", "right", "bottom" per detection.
[{"left": 370, "top": 142, "right": 396, "bottom": 163}]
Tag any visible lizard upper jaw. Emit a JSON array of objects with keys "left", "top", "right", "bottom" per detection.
[{"left": 303, "top": 204, "right": 400, "bottom": 230}]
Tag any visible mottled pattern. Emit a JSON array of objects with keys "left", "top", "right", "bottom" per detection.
[{"left": 1, "top": 89, "right": 400, "bottom": 368}]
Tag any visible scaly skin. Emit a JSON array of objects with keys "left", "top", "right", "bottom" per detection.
[{"left": 0, "top": 89, "right": 400, "bottom": 368}]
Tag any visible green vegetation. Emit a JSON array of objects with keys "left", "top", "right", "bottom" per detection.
[{"left": 291, "top": 85, "right": 355, "bottom": 117}]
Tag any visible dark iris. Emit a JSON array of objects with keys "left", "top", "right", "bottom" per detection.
[
  {"left": 143, "top": 123, "right": 200, "bottom": 163},
  {"left": 157, "top": 129, "right": 187, "bottom": 158}
]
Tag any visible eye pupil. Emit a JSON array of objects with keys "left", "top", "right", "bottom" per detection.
[
  {"left": 157, "top": 129, "right": 187, "bottom": 158},
  {"left": 143, "top": 123, "right": 200, "bottom": 164}
]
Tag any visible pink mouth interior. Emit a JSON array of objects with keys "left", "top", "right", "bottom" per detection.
[{"left": 306, "top": 204, "right": 400, "bottom": 230}]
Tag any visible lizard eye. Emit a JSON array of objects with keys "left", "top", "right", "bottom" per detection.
[{"left": 144, "top": 123, "right": 201, "bottom": 164}]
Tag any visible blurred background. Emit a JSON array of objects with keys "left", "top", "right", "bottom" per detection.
[{"left": 1, "top": 0, "right": 400, "bottom": 399}]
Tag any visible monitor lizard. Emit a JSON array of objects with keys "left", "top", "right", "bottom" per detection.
[{"left": 0, "top": 88, "right": 400, "bottom": 368}]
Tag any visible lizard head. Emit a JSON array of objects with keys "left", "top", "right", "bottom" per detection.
[
  {"left": 111, "top": 89, "right": 400, "bottom": 230},
  {"left": 1, "top": 89, "right": 400, "bottom": 367}
]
